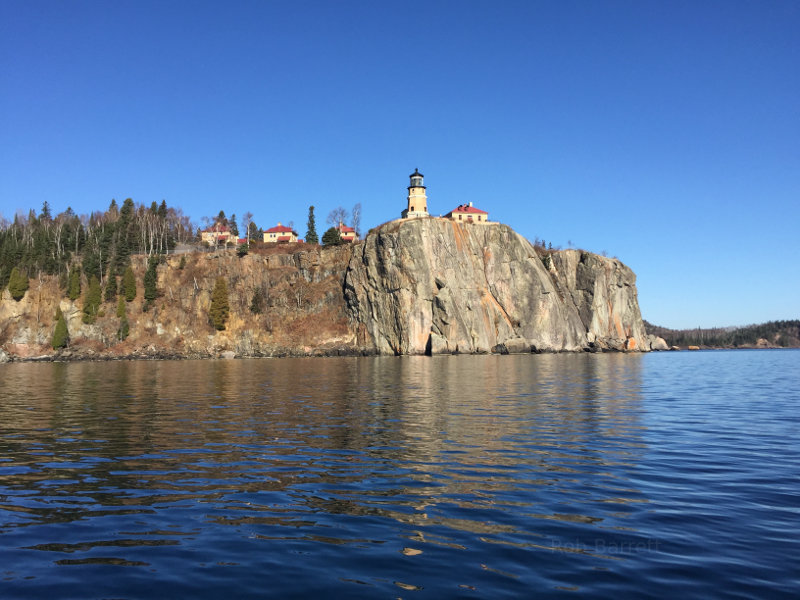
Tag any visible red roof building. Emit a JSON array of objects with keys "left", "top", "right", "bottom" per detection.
[
  {"left": 446, "top": 202, "right": 489, "bottom": 223},
  {"left": 336, "top": 222, "right": 358, "bottom": 242},
  {"left": 201, "top": 223, "right": 237, "bottom": 245},
  {"left": 263, "top": 223, "right": 298, "bottom": 243}
]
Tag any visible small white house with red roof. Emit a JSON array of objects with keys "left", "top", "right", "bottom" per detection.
[
  {"left": 263, "top": 223, "right": 299, "bottom": 244},
  {"left": 446, "top": 202, "right": 489, "bottom": 223},
  {"left": 336, "top": 222, "right": 358, "bottom": 243},
  {"left": 201, "top": 223, "right": 236, "bottom": 246}
]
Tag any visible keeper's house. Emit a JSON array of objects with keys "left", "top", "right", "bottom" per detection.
[{"left": 446, "top": 202, "right": 489, "bottom": 223}]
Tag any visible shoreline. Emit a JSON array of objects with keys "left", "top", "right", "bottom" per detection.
[{"left": 3, "top": 344, "right": 795, "bottom": 364}]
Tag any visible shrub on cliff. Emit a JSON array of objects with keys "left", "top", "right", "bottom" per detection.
[
  {"left": 250, "top": 288, "right": 264, "bottom": 314},
  {"left": 52, "top": 306, "right": 69, "bottom": 349},
  {"left": 7, "top": 267, "right": 29, "bottom": 301},
  {"left": 210, "top": 277, "right": 230, "bottom": 331}
]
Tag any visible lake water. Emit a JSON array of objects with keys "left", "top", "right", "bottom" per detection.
[{"left": 1, "top": 351, "right": 798, "bottom": 598}]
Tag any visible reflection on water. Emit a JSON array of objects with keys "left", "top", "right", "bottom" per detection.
[{"left": 0, "top": 352, "right": 797, "bottom": 598}]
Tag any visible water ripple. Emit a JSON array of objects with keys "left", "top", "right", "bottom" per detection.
[{"left": 0, "top": 352, "right": 798, "bottom": 598}]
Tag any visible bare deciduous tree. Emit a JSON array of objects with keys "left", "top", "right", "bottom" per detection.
[
  {"left": 327, "top": 206, "right": 347, "bottom": 227},
  {"left": 242, "top": 212, "right": 254, "bottom": 244},
  {"left": 351, "top": 203, "right": 362, "bottom": 237}
]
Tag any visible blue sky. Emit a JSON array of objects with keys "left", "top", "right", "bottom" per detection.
[{"left": 1, "top": 0, "right": 798, "bottom": 329}]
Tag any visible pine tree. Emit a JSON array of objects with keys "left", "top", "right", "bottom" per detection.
[
  {"left": 306, "top": 205, "right": 319, "bottom": 244},
  {"left": 52, "top": 306, "right": 69, "bottom": 349},
  {"left": 115, "top": 198, "right": 135, "bottom": 274},
  {"left": 116, "top": 295, "right": 129, "bottom": 340},
  {"left": 321, "top": 226, "right": 342, "bottom": 246},
  {"left": 41, "top": 201, "right": 52, "bottom": 221},
  {"left": 67, "top": 269, "right": 81, "bottom": 301},
  {"left": 104, "top": 273, "right": 117, "bottom": 303},
  {"left": 118, "top": 314, "right": 130, "bottom": 340},
  {"left": 7, "top": 267, "right": 29, "bottom": 301},
  {"left": 122, "top": 266, "right": 136, "bottom": 302},
  {"left": 229, "top": 214, "right": 239, "bottom": 237},
  {"left": 82, "top": 275, "right": 102, "bottom": 324},
  {"left": 209, "top": 277, "right": 230, "bottom": 331},
  {"left": 143, "top": 257, "right": 158, "bottom": 311},
  {"left": 248, "top": 221, "right": 260, "bottom": 242}
]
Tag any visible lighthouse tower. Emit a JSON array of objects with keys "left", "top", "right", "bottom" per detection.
[{"left": 401, "top": 168, "right": 429, "bottom": 219}]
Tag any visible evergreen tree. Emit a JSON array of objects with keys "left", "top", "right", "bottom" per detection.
[
  {"left": 143, "top": 256, "right": 158, "bottom": 311},
  {"left": 67, "top": 269, "right": 81, "bottom": 301},
  {"left": 229, "top": 214, "right": 239, "bottom": 237},
  {"left": 82, "top": 248, "right": 102, "bottom": 282},
  {"left": 250, "top": 288, "right": 264, "bottom": 314},
  {"left": 321, "top": 226, "right": 342, "bottom": 246},
  {"left": 82, "top": 275, "right": 102, "bottom": 324},
  {"left": 115, "top": 198, "right": 135, "bottom": 274},
  {"left": 116, "top": 293, "right": 129, "bottom": 340},
  {"left": 179, "top": 255, "right": 186, "bottom": 270},
  {"left": 306, "top": 205, "right": 319, "bottom": 244},
  {"left": 248, "top": 221, "right": 260, "bottom": 242},
  {"left": 52, "top": 306, "right": 69, "bottom": 349},
  {"left": 122, "top": 266, "right": 136, "bottom": 302},
  {"left": 209, "top": 277, "right": 230, "bottom": 331},
  {"left": 118, "top": 314, "right": 130, "bottom": 340},
  {"left": 7, "top": 267, "right": 29, "bottom": 301},
  {"left": 118, "top": 316, "right": 130, "bottom": 340},
  {"left": 104, "top": 273, "right": 118, "bottom": 303}
]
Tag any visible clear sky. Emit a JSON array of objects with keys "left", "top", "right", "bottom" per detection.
[{"left": 1, "top": 0, "right": 798, "bottom": 329}]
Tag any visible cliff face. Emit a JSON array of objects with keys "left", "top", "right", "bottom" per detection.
[
  {"left": 0, "top": 218, "right": 649, "bottom": 360},
  {"left": 0, "top": 245, "right": 356, "bottom": 360},
  {"left": 344, "top": 219, "right": 648, "bottom": 354}
]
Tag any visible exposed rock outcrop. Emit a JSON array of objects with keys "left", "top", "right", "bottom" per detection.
[
  {"left": 647, "top": 335, "right": 670, "bottom": 351},
  {"left": 344, "top": 219, "right": 648, "bottom": 354}
]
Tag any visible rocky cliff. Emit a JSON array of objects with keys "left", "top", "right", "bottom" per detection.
[
  {"left": 0, "top": 218, "right": 650, "bottom": 361},
  {"left": 345, "top": 219, "right": 648, "bottom": 354}
]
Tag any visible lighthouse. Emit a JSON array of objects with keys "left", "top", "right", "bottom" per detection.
[{"left": 401, "top": 168, "right": 429, "bottom": 219}]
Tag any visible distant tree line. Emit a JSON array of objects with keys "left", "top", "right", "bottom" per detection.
[
  {"left": 0, "top": 198, "right": 194, "bottom": 290},
  {"left": 644, "top": 320, "right": 800, "bottom": 348}
]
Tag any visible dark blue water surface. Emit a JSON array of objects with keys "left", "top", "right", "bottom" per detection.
[{"left": 1, "top": 351, "right": 798, "bottom": 598}]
